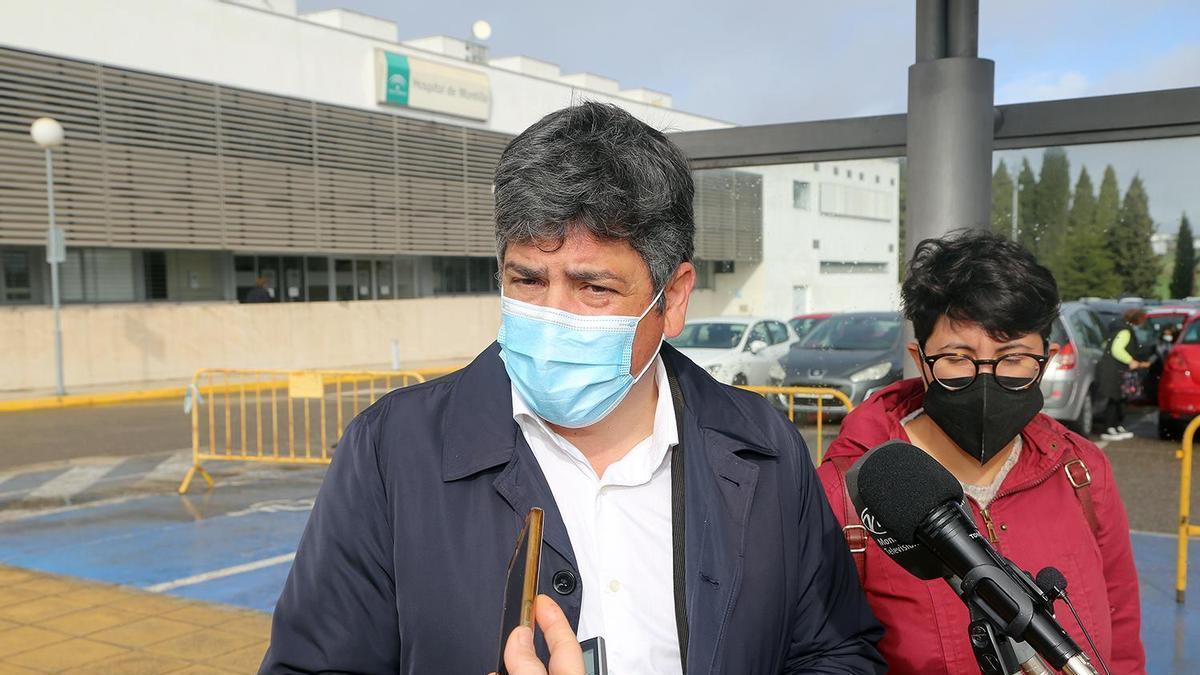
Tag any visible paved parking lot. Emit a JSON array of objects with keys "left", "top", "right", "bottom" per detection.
[{"left": 0, "top": 400, "right": 1198, "bottom": 671}]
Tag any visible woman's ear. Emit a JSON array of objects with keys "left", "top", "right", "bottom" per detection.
[{"left": 907, "top": 341, "right": 930, "bottom": 386}]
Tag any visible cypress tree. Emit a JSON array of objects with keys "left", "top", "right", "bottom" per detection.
[
  {"left": 1056, "top": 168, "right": 1119, "bottom": 300},
  {"left": 1096, "top": 165, "right": 1121, "bottom": 284},
  {"left": 1016, "top": 158, "right": 1038, "bottom": 252},
  {"left": 1171, "top": 214, "right": 1196, "bottom": 299},
  {"left": 1034, "top": 148, "right": 1071, "bottom": 271},
  {"left": 1112, "top": 176, "right": 1159, "bottom": 297},
  {"left": 991, "top": 160, "right": 1015, "bottom": 238}
]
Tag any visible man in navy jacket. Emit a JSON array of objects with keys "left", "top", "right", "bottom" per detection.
[{"left": 261, "top": 102, "right": 883, "bottom": 674}]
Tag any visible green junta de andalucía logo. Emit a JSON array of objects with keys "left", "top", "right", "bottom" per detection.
[{"left": 385, "top": 52, "right": 410, "bottom": 106}]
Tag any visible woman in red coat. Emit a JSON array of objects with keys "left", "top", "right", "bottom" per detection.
[{"left": 817, "top": 231, "right": 1145, "bottom": 674}]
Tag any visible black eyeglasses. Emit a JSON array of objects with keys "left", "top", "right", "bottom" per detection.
[{"left": 920, "top": 349, "right": 1050, "bottom": 392}]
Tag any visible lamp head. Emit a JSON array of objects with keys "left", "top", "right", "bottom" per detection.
[{"left": 30, "top": 117, "right": 65, "bottom": 148}]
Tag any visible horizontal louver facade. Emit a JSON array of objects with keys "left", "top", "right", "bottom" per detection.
[{"left": 0, "top": 46, "right": 758, "bottom": 261}]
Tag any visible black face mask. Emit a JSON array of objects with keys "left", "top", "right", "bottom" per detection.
[{"left": 922, "top": 374, "right": 1044, "bottom": 465}]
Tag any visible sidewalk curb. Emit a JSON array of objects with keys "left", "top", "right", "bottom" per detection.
[{"left": 0, "top": 386, "right": 186, "bottom": 413}]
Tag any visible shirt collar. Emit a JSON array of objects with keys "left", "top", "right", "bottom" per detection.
[{"left": 511, "top": 355, "right": 677, "bottom": 485}]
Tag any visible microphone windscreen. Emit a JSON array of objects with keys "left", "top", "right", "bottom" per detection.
[
  {"left": 855, "top": 441, "right": 964, "bottom": 545},
  {"left": 1035, "top": 566, "right": 1068, "bottom": 597}
]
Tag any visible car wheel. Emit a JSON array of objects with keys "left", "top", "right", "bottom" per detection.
[
  {"left": 1158, "top": 413, "right": 1178, "bottom": 441},
  {"left": 732, "top": 373, "right": 748, "bottom": 386},
  {"left": 1071, "top": 394, "right": 1094, "bottom": 437}
]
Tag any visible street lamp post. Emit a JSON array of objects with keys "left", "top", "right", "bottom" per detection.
[{"left": 30, "top": 117, "right": 66, "bottom": 397}]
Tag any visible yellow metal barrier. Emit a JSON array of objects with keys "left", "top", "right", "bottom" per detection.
[
  {"left": 178, "top": 368, "right": 427, "bottom": 494},
  {"left": 739, "top": 385, "right": 855, "bottom": 463},
  {"left": 1178, "top": 415, "right": 1200, "bottom": 603}
]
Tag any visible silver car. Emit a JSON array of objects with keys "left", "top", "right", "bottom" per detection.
[{"left": 1040, "top": 302, "right": 1106, "bottom": 435}]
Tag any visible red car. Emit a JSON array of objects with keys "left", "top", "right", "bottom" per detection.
[
  {"left": 1157, "top": 314, "right": 1200, "bottom": 438},
  {"left": 788, "top": 312, "right": 834, "bottom": 341}
]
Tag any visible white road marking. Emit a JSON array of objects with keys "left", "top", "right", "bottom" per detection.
[
  {"left": 25, "top": 463, "right": 119, "bottom": 500},
  {"left": 137, "top": 450, "right": 195, "bottom": 485},
  {"left": 145, "top": 552, "right": 297, "bottom": 593}
]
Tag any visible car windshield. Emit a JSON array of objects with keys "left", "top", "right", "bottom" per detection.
[
  {"left": 799, "top": 315, "right": 901, "bottom": 351},
  {"left": 789, "top": 317, "right": 827, "bottom": 340},
  {"left": 669, "top": 322, "right": 747, "bottom": 349},
  {"left": 1148, "top": 315, "right": 1188, "bottom": 335},
  {"left": 1182, "top": 322, "right": 1200, "bottom": 345}
]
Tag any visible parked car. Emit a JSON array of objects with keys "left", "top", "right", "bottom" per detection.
[
  {"left": 1040, "top": 302, "right": 1107, "bottom": 435},
  {"left": 1141, "top": 307, "right": 1200, "bottom": 403},
  {"left": 1158, "top": 314, "right": 1200, "bottom": 438},
  {"left": 788, "top": 313, "right": 833, "bottom": 341},
  {"left": 773, "top": 312, "right": 905, "bottom": 415},
  {"left": 669, "top": 316, "right": 797, "bottom": 385}
]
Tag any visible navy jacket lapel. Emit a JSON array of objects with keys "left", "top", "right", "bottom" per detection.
[
  {"left": 440, "top": 343, "right": 578, "bottom": 571},
  {"left": 665, "top": 347, "right": 775, "bottom": 675}
]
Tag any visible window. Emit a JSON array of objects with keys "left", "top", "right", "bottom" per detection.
[
  {"left": 59, "top": 248, "right": 136, "bottom": 303},
  {"left": 334, "top": 259, "right": 354, "bottom": 300},
  {"left": 1069, "top": 311, "right": 1103, "bottom": 349},
  {"left": 694, "top": 260, "right": 714, "bottom": 290},
  {"left": 859, "top": 172, "right": 865, "bottom": 181},
  {"left": 888, "top": 243, "right": 895, "bottom": 253},
  {"left": 307, "top": 257, "right": 329, "bottom": 301},
  {"left": 143, "top": 251, "right": 168, "bottom": 300},
  {"left": 434, "top": 257, "right": 498, "bottom": 295},
  {"left": 792, "top": 181, "right": 811, "bottom": 210},
  {"left": 1, "top": 250, "right": 33, "bottom": 302},
  {"left": 812, "top": 239, "right": 820, "bottom": 250},
  {"left": 766, "top": 321, "right": 789, "bottom": 345},
  {"left": 833, "top": 167, "right": 839, "bottom": 176},
  {"left": 813, "top": 163, "right": 820, "bottom": 172},
  {"left": 890, "top": 178, "right": 896, "bottom": 186},
  {"left": 747, "top": 322, "right": 770, "bottom": 348},
  {"left": 875, "top": 175, "right": 881, "bottom": 184},
  {"left": 819, "top": 261, "right": 889, "bottom": 274},
  {"left": 376, "top": 260, "right": 395, "bottom": 299},
  {"left": 669, "top": 322, "right": 747, "bottom": 349}
]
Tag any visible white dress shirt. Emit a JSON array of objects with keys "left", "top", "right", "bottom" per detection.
[{"left": 512, "top": 356, "right": 682, "bottom": 675}]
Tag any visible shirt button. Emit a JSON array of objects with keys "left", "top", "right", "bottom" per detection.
[{"left": 609, "top": 579, "right": 621, "bottom": 592}]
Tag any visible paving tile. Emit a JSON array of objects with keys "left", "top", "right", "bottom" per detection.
[
  {"left": 0, "top": 589, "right": 42, "bottom": 611},
  {"left": 167, "top": 665, "right": 239, "bottom": 675},
  {"left": 0, "top": 626, "right": 69, "bottom": 658},
  {"left": 208, "top": 641, "right": 267, "bottom": 672},
  {"left": 160, "top": 604, "right": 243, "bottom": 628},
  {"left": 60, "top": 585, "right": 135, "bottom": 608},
  {"left": 88, "top": 616, "right": 200, "bottom": 648},
  {"left": 0, "top": 595, "right": 90, "bottom": 624},
  {"left": 13, "top": 577, "right": 76, "bottom": 596},
  {"left": 145, "top": 627, "right": 262, "bottom": 662},
  {"left": 106, "top": 593, "right": 195, "bottom": 617},
  {"left": 6, "top": 637, "right": 129, "bottom": 672},
  {"left": 0, "top": 568, "right": 36, "bottom": 587},
  {"left": 60, "top": 650, "right": 190, "bottom": 675},
  {"left": 218, "top": 612, "right": 272, "bottom": 639},
  {"left": 36, "top": 605, "right": 143, "bottom": 637}
]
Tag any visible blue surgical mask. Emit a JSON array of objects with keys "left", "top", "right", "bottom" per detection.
[{"left": 497, "top": 290, "right": 664, "bottom": 428}]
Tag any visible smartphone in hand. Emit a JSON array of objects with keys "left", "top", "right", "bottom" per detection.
[{"left": 497, "top": 507, "right": 544, "bottom": 675}]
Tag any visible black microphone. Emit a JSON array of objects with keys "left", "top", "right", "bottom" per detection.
[
  {"left": 846, "top": 441, "right": 1097, "bottom": 675},
  {"left": 1035, "top": 567, "right": 1068, "bottom": 602}
]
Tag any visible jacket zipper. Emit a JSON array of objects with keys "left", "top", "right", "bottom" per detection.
[{"left": 979, "top": 508, "right": 1000, "bottom": 544}]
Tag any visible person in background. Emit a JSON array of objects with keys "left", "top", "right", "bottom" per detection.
[
  {"left": 817, "top": 231, "right": 1145, "bottom": 674},
  {"left": 1096, "top": 308, "right": 1151, "bottom": 442},
  {"left": 243, "top": 276, "right": 273, "bottom": 303}
]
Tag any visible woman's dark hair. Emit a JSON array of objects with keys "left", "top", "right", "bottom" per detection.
[
  {"left": 901, "top": 230, "right": 1060, "bottom": 346},
  {"left": 1123, "top": 308, "right": 1148, "bottom": 325}
]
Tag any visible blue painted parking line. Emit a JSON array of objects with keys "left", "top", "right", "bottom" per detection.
[{"left": 1133, "top": 532, "right": 1199, "bottom": 674}]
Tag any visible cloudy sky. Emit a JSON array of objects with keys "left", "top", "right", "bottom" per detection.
[{"left": 298, "top": 0, "right": 1200, "bottom": 227}]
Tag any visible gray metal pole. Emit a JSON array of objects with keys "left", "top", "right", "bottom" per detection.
[
  {"left": 905, "top": 0, "right": 994, "bottom": 259},
  {"left": 903, "top": 0, "right": 995, "bottom": 375},
  {"left": 45, "top": 147, "right": 65, "bottom": 396}
]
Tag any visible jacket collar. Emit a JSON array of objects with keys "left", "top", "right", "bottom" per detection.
[{"left": 441, "top": 342, "right": 777, "bottom": 482}]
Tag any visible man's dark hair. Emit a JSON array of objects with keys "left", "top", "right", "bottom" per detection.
[
  {"left": 901, "top": 230, "right": 1060, "bottom": 346},
  {"left": 493, "top": 102, "right": 694, "bottom": 301}
]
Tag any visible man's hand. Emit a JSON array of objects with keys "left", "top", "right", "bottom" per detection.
[{"left": 493, "top": 595, "right": 585, "bottom": 675}]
